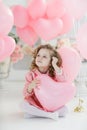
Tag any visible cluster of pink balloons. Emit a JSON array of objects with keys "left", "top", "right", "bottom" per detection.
[
  {"left": 11, "top": 0, "right": 75, "bottom": 46},
  {"left": 0, "top": 1, "right": 15, "bottom": 62},
  {"left": 12, "top": 0, "right": 87, "bottom": 46}
]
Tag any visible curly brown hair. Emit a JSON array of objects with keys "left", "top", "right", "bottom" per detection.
[{"left": 30, "top": 44, "right": 62, "bottom": 78}]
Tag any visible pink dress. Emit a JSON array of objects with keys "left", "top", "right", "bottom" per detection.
[{"left": 23, "top": 69, "right": 66, "bottom": 111}]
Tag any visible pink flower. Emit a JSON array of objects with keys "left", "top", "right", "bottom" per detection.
[
  {"left": 10, "top": 44, "right": 24, "bottom": 63},
  {"left": 14, "top": 45, "right": 21, "bottom": 52}
]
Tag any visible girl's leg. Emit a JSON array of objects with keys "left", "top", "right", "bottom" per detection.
[
  {"left": 58, "top": 106, "right": 68, "bottom": 117},
  {"left": 22, "top": 101, "right": 58, "bottom": 120},
  {"left": 24, "top": 113, "right": 35, "bottom": 118}
]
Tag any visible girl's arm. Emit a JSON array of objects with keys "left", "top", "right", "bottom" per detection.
[
  {"left": 23, "top": 71, "right": 40, "bottom": 99},
  {"left": 55, "top": 67, "right": 67, "bottom": 82},
  {"left": 23, "top": 72, "right": 34, "bottom": 99},
  {"left": 52, "top": 57, "right": 66, "bottom": 82}
]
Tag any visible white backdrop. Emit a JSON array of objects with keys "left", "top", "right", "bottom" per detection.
[{"left": 3, "top": 0, "right": 28, "bottom": 7}]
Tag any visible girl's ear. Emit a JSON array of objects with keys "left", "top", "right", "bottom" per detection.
[{"left": 22, "top": 45, "right": 34, "bottom": 56}]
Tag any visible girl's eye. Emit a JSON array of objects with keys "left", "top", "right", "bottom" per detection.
[
  {"left": 43, "top": 56, "right": 47, "bottom": 58},
  {"left": 37, "top": 54, "right": 40, "bottom": 57}
]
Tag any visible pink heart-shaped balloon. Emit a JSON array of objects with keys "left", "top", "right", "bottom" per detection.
[
  {"left": 58, "top": 47, "right": 81, "bottom": 82},
  {"left": 11, "top": 5, "right": 29, "bottom": 28},
  {"left": 27, "top": 0, "right": 47, "bottom": 19},
  {"left": 46, "top": 0, "right": 66, "bottom": 18},
  {"left": 0, "top": 37, "right": 4, "bottom": 55},
  {"left": 64, "top": 0, "right": 87, "bottom": 20},
  {"left": 32, "top": 18, "right": 63, "bottom": 41},
  {"left": 34, "top": 75, "right": 76, "bottom": 111},
  {"left": 16, "top": 26, "right": 38, "bottom": 46},
  {"left": 76, "top": 23, "right": 87, "bottom": 59},
  {"left": 60, "top": 13, "right": 74, "bottom": 35},
  {"left": 0, "top": 36, "right": 16, "bottom": 62},
  {"left": 0, "top": 2, "right": 14, "bottom": 35}
]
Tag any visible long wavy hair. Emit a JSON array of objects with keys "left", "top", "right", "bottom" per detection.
[{"left": 30, "top": 44, "right": 62, "bottom": 78}]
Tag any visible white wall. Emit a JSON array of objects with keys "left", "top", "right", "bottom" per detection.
[{"left": 3, "top": 0, "right": 28, "bottom": 7}]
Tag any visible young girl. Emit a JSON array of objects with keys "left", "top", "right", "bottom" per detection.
[{"left": 23, "top": 44, "right": 67, "bottom": 120}]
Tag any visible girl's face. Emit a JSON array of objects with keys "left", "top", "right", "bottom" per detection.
[{"left": 35, "top": 49, "right": 51, "bottom": 69}]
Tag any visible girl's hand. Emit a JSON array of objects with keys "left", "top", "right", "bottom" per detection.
[
  {"left": 27, "top": 78, "right": 41, "bottom": 93},
  {"left": 52, "top": 57, "right": 62, "bottom": 75},
  {"left": 52, "top": 57, "right": 58, "bottom": 67}
]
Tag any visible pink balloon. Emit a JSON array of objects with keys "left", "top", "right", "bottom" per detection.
[
  {"left": 60, "top": 13, "right": 74, "bottom": 35},
  {"left": 32, "top": 18, "right": 63, "bottom": 41},
  {"left": 16, "top": 26, "right": 38, "bottom": 46},
  {"left": 34, "top": 75, "right": 76, "bottom": 111},
  {"left": 27, "top": 0, "right": 47, "bottom": 19},
  {"left": 0, "top": 2, "right": 14, "bottom": 35},
  {"left": 0, "top": 37, "right": 4, "bottom": 55},
  {"left": 11, "top": 5, "right": 29, "bottom": 28},
  {"left": 0, "top": 36, "right": 16, "bottom": 62},
  {"left": 64, "top": 0, "right": 87, "bottom": 19},
  {"left": 76, "top": 23, "right": 87, "bottom": 59},
  {"left": 58, "top": 47, "right": 81, "bottom": 82},
  {"left": 46, "top": 0, "right": 66, "bottom": 18}
]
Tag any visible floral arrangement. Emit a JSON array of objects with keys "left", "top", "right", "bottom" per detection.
[
  {"left": 10, "top": 44, "right": 24, "bottom": 63},
  {"left": 9, "top": 32, "right": 24, "bottom": 63}
]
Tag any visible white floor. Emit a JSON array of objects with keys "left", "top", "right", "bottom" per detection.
[{"left": 0, "top": 79, "right": 87, "bottom": 130}]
